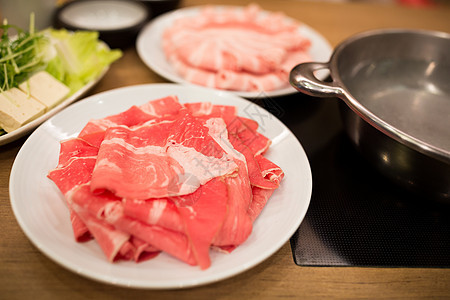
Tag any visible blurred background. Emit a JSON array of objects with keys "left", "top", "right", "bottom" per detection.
[{"left": 1, "top": 0, "right": 448, "bottom": 32}]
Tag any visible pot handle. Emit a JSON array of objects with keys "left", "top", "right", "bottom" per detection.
[{"left": 289, "top": 62, "right": 344, "bottom": 98}]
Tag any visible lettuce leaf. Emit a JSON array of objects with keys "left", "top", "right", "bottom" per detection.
[{"left": 43, "top": 29, "right": 122, "bottom": 94}]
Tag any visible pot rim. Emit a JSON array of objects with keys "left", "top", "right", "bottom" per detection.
[{"left": 328, "top": 28, "right": 450, "bottom": 165}]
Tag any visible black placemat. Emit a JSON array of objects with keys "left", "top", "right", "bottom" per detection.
[{"left": 264, "top": 93, "right": 450, "bottom": 268}]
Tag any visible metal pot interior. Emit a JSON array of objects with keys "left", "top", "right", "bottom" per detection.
[{"left": 331, "top": 30, "right": 450, "bottom": 162}]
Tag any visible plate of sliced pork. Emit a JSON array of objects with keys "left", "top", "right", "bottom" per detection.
[
  {"left": 10, "top": 83, "right": 312, "bottom": 289},
  {"left": 137, "top": 4, "right": 332, "bottom": 98}
]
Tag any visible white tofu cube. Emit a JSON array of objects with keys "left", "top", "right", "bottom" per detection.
[
  {"left": 19, "top": 71, "right": 70, "bottom": 111},
  {"left": 0, "top": 88, "right": 46, "bottom": 133}
]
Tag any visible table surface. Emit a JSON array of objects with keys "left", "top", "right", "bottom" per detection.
[{"left": 1, "top": 0, "right": 450, "bottom": 298}]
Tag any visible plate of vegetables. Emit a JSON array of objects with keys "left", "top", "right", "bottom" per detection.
[{"left": 0, "top": 17, "right": 122, "bottom": 146}]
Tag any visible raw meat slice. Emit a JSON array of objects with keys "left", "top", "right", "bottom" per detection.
[
  {"left": 112, "top": 237, "right": 159, "bottom": 262},
  {"left": 220, "top": 33, "right": 287, "bottom": 74},
  {"left": 70, "top": 210, "right": 92, "bottom": 242},
  {"left": 213, "top": 159, "right": 253, "bottom": 247},
  {"left": 173, "top": 37, "right": 228, "bottom": 73},
  {"left": 48, "top": 138, "right": 99, "bottom": 242},
  {"left": 78, "top": 106, "right": 152, "bottom": 138},
  {"left": 184, "top": 103, "right": 265, "bottom": 152},
  {"left": 190, "top": 110, "right": 273, "bottom": 187},
  {"left": 78, "top": 131, "right": 106, "bottom": 149},
  {"left": 123, "top": 198, "right": 184, "bottom": 232},
  {"left": 228, "top": 116, "right": 259, "bottom": 134},
  {"left": 110, "top": 213, "right": 197, "bottom": 266},
  {"left": 248, "top": 155, "right": 284, "bottom": 221},
  {"left": 184, "top": 102, "right": 237, "bottom": 125},
  {"left": 228, "top": 133, "right": 277, "bottom": 189},
  {"left": 255, "top": 154, "right": 284, "bottom": 185},
  {"left": 248, "top": 186, "right": 276, "bottom": 222},
  {"left": 78, "top": 95, "right": 182, "bottom": 139},
  {"left": 139, "top": 95, "right": 183, "bottom": 117},
  {"left": 172, "top": 177, "right": 229, "bottom": 269},
  {"left": 216, "top": 69, "right": 286, "bottom": 92},
  {"left": 166, "top": 57, "right": 218, "bottom": 89},
  {"left": 129, "top": 237, "right": 160, "bottom": 262},
  {"left": 280, "top": 50, "right": 312, "bottom": 75},
  {"left": 167, "top": 55, "right": 288, "bottom": 92},
  {"left": 224, "top": 114, "right": 271, "bottom": 156},
  {"left": 56, "top": 137, "right": 99, "bottom": 168},
  {"left": 90, "top": 111, "right": 237, "bottom": 199},
  {"left": 48, "top": 156, "right": 97, "bottom": 195},
  {"left": 235, "top": 125, "right": 271, "bottom": 156},
  {"left": 203, "top": 118, "right": 254, "bottom": 247}
]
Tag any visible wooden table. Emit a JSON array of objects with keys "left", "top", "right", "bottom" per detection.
[{"left": 1, "top": 0, "right": 449, "bottom": 298}]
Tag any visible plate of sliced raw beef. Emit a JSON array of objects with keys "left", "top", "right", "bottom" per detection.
[
  {"left": 137, "top": 4, "right": 332, "bottom": 98},
  {"left": 10, "top": 84, "right": 312, "bottom": 289}
]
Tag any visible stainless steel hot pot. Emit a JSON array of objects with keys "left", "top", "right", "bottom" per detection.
[{"left": 290, "top": 29, "right": 450, "bottom": 201}]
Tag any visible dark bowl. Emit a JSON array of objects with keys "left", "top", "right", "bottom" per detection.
[
  {"left": 138, "top": 0, "right": 181, "bottom": 17},
  {"left": 54, "top": 0, "right": 151, "bottom": 49}
]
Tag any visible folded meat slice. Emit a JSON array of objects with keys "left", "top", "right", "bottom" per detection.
[
  {"left": 129, "top": 237, "right": 160, "bottom": 262},
  {"left": 216, "top": 69, "right": 286, "bottom": 92},
  {"left": 73, "top": 204, "right": 157, "bottom": 263},
  {"left": 69, "top": 183, "right": 195, "bottom": 265},
  {"left": 166, "top": 56, "right": 218, "bottom": 89},
  {"left": 213, "top": 160, "right": 253, "bottom": 247},
  {"left": 248, "top": 155, "right": 284, "bottom": 221},
  {"left": 197, "top": 108, "right": 284, "bottom": 245},
  {"left": 167, "top": 53, "right": 287, "bottom": 92},
  {"left": 202, "top": 118, "right": 253, "bottom": 247},
  {"left": 121, "top": 172, "right": 230, "bottom": 269},
  {"left": 172, "top": 177, "right": 229, "bottom": 269},
  {"left": 256, "top": 154, "right": 284, "bottom": 185},
  {"left": 237, "top": 129, "right": 271, "bottom": 156},
  {"left": 226, "top": 116, "right": 271, "bottom": 156},
  {"left": 122, "top": 198, "right": 184, "bottom": 233},
  {"left": 111, "top": 215, "right": 196, "bottom": 265},
  {"left": 185, "top": 103, "right": 275, "bottom": 187},
  {"left": 71, "top": 204, "right": 130, "bottom": 262},
  {"left": 90, "top": 110, "right": 237, "bottom": 199},
  {"left": 248, "top": 187, "right": 276, "bottom": 223},
  {"left": 228, "top": 133, "right": 277, "bottom": 189},
  {"left": 48, "top": 138, "right": 99, "bottom": 242},
  {"left": 185, "top": 103, "right": 270, "bottom": 156},
  {"left": 67, "top": 184, "right": 135, "bottom": 261}
]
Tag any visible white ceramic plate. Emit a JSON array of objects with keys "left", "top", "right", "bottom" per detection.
[
  {"left": 10, "top": 84, "right": 312, "bottom": 289},
  {"left": 0, "top": 68, "right": 108, "bottom": 146},
  {"left": 136, "top": 6, "right": 332, "bottom": 99}
]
